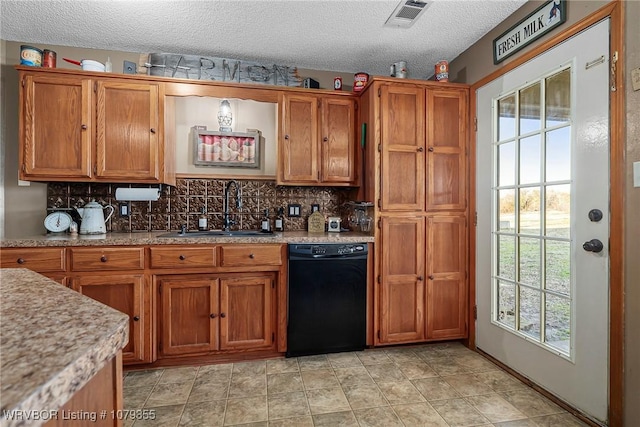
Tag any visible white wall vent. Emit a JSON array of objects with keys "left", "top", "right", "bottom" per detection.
[{"left": 384, "top": 1, "right": 430, "bottom": 28}]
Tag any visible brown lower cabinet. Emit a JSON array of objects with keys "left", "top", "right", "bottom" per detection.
[
  {"left": 377, "top": 214, "right": 467, "bottom": 345},
  {"left": 157, "top": 273, "right": 276, "bottom": 357},
  {"left": 70, "top": 274, "right": 151, "bottom": 365}
]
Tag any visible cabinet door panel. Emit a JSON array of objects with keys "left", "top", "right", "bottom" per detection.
[
  {"left": 379, "top": 216, "right": 425, "bottom": 344},
  {"left": 426, "top": 89, "right": 467, "bottom": 210},
  {"left": 426, "top": 215, "right": 467, "bottom": 339},
  {"left": 321, "top": 97, "right": 355, "bottom": 183},
  {"left": 280, "top": 95, "right": 318, "bottom": 183},
  {"left": 72, "top": 274, "right": 148, "bottom": 364},
  {"left": 380, "top": 85, "right": 425, "bottom": 211},
  {"left": 96, "top": 80, "right": 160, "bottom": 181},
  {"left": 159, "top": 277, "right": 218, "bottom": 356},
  {"left": 219, "top": 275, "right": 274, "bottom": 350},
  {"left": 21, "top": 74, "right": 92, "bottom": 179}
]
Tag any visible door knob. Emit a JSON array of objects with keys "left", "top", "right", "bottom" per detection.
[
  {"left": 588, "top": 209, "right": 603, "bottom": 222},
  {"left": 210, "top": 313, "right": 217, "bottom": 319},
  {"left": 583, "top": 239, "right": 604, "bottom": 253}
]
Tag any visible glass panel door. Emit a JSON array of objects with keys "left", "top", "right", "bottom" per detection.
[{"left": 493, "top": 67, "right": 573, "bottom": 357}]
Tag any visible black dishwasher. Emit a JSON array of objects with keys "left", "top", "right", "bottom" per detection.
[{"left": 286, "top": 243, "right": 368, "bottom": 357}]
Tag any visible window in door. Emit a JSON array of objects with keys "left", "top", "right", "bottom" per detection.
[{"left": 493, "top": 66, "right": 573, "bottom": 357}]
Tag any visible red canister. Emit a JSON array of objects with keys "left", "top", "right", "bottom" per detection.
[
  {"left": 353, "top": 72, "right": 369, "bottom": 92},
  {"left": 435, "top": 60, "right": 449, "bottom": 82},
  {"left": 43, "top": 50, "right": 57, "bottom": 68}
]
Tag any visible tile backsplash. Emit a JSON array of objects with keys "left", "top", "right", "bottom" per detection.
[{"left": 47, "top": 179, "right": 356, "bottom": 232}]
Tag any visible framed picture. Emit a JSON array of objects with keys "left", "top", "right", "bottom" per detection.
[{"left": 192, "top": 127, "right": 261, "bottom": 168}]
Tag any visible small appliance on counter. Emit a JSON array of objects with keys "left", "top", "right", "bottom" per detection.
[
  {"left": 44, "top": 208, "right": 82, "bottom": 234},
  {"left": 327, "top": 217, "right": 341, "bottom": 232},
  {"left": 347, "top": 201, "right": 374, "bottom": 232}
]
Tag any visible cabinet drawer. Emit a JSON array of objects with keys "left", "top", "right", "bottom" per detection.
[
  {"left": 219, "top": 245, "right": 282, "bottom": 267},
  {"left": 0, "top": 247, "right": 66, "bottom": 272},
  {"left": 70, "top": 247, "right": 144, "bottom": 271},
  {"left": 149, "top": 246, "right": 217, "bottom": 269}
]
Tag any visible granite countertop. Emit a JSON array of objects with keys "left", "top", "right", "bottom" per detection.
[
  {"left": 0, "top": 230, "right": 375, "bottom": 248},
  {"left": 0, "top": 269, "right": 129, "bottom": 427}
]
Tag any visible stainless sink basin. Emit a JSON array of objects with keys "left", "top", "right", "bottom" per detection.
[{"left": 159, "top": 230, "right": 274, "bottom": 238}]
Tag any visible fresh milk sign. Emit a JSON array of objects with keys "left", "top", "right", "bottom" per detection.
[{"left": 493, "top": 0, "right": 566, "bottom": 64}]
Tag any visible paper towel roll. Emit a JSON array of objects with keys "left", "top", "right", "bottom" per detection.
[{"left": 115, "top": 188, "right": 161, "bottom": 201}]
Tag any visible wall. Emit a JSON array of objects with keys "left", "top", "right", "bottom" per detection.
[
  {"left": 448, "top": 0, "right": 639, "bottom": 423},
  {"left": 0, "top": 40, "right": 356, "bottom": 238},
  {"left": 448, "top": 1, "right": 606, "bottom": 84},
  {"left": 47, "top": 178, "right": 354, "bottom": 232},
  {"left": 173, "top": 97, "right": 278, "bottom": 177},
  {"left": 1, "top": 39, "right": 5, "bottom": 239},
  {"left": 623, "top": 0, "right": 640, "bottom": 423}
]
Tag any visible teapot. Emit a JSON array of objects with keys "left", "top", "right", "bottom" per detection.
[{"left": 76, "top": 200, "right": 114, "bottom": 234}]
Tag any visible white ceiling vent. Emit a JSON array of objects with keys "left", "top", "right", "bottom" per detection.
[{"left": 384, "top": 1, "right": 430, "bottom": 28}]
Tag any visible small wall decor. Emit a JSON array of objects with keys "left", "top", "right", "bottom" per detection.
[
  {"left": 192, "top": 126, "right": 261, "bottom": 169},
  {"left": 493, "top": 0, "right": 566, "bottom": 64}
]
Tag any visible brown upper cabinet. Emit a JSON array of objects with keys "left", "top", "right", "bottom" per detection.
[
  {"left": 18, "top": 69, "right": 175, "bottom": 185},
  {"left": 378, "top": 83, "right": 467, "bottom": 212},
  {"left": 279, "top": 93, "right": 357, "bottom": 186}
]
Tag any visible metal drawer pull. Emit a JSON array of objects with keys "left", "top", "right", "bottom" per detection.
[
  {"left": 133, "top": 316, "right": 140, "bottom": 321},
  {"left": 417, "top": 276, "right": 423, "bottom": 281},
  {"left": 100, "top": 255, "right": 108, "bottom": 262},
  {"left": 210, "top": 313, "right": 217, "bottom": 319},
  {"left": 179, "top": 255, "right": 186, "bottom": 260},
  {"left": 17, "top": 258, "right": 25, "bottom": 264},
  {"left": 249, "top": 253, "right": 255, "bottom": 259},
  {"left": 428, "top": 275, "right": 434, "bottom": 280},
  {"left": 220, "top": 313, "right": 226, "bottom": 318}
]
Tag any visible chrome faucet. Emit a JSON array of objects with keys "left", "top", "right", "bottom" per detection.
[{"left": 223, "top": 180, "right": 242, "bottom": 231}]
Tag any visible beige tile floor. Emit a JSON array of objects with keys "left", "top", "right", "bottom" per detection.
[{"left": 122, "top": 342, "right": 589, "bottom": 427}]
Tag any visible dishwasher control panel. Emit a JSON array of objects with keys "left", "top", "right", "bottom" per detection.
[{"left": 289, "top": 243, "right": 368, "bottom": 258}]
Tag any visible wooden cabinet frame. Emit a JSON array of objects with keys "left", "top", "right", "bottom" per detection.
[{"left": 18, "top": 68, "right": 174, "bottom": 185}]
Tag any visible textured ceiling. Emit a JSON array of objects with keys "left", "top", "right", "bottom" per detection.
[{"left": 0, "top": 0, "right": 527, "bottom": 78}]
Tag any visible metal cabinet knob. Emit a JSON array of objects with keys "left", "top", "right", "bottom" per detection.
[
  {"left": 417, "top": 147, "right": 424, "bottom": 152},
  {"left": 249, "top": 253, "right": 255, "bottom": 259},
  {"left": 210, "top": 313, "right": 217, "bottom": 319},
  {"left": 583, "top": 239, "right": 604, "bottom": 253},
  {"left": 17, "top": 258, "right": 25, "bottom": 264},
  {"left": 179, "top": 255, "right": 186, "bottom": 260},
  {"left": 100, "top": 255, "right": 108, "bottom": 262},
  {"left": 133, "top": 316, "right": 140, "bottom": 321},
  {"left": 428, "top": 147, "right": 434, "bottom": 152},
  {"left": 428, "top": 275, "right": 434, "bottom": 280},
  {"left": 150, "top": 128, "right": 156, "bottom": 134},
  {"left": 81, "top": 124, "right": 87, "bottom": 130},
  {"left": 323, "top": 137, "right": 328, "bottom": 142},
  {"left": 220, "top": 312, "right": 226, "bottom": 318},
  {"left": 417, "top": 276, "right": 423, "bottom": 281},
  {"left": 284, "top": 135, "right": 290, "bottom": 140}
]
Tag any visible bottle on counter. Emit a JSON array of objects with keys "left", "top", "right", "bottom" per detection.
[
  {"left": 261, "top": 209, "right": 272, "bottom": 232},
  {"left": 275, "top": 207, "right": 284, "bottom": 232},
  {"left": 198, "top": 207, "right": 208, "bottom": 231}
]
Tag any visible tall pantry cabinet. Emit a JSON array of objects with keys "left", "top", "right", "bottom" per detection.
[{"left": 359, "top": 77, "right": 469, "bottom": 346}]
